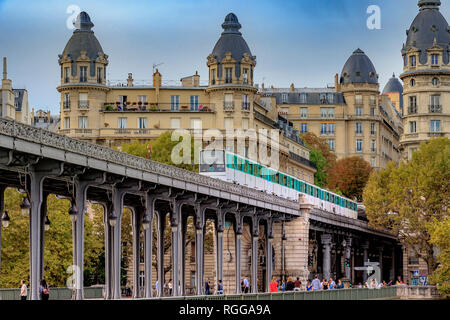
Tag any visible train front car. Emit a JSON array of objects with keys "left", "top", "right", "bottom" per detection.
[{"left": 199, "top": 149, "right": 227, "bottom": 181}]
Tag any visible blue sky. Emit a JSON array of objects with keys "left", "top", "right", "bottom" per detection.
[{"left": 0, "top": 0, "right": 448, "bottom": 113}]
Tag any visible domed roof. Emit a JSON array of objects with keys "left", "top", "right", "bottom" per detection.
[
  {"left": 60, "top": 12, "right": 104, "bottom": 66},
  {"left": 383, "top": 73, "right": 403, "bottom": 94},
  {"left": 404, "top": 0, "right": 450, "bottom": 64},
  {"left": 211, "top": 13, "right": 254, "bottom": 78},
  {"left": 340, "top": 49, "right": 378, "bottom": 85}
]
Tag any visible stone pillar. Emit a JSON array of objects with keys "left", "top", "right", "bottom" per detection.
[
  {"left": 179, "top": 215, "right": 187, "bottom": 296},
  {"left": 265, "top": 219, "right": 273, "bottom": 293},
  {"left": 251, "top": 215, "right": 259, "bottom": 294},
  {"left": 156, "top": 211, "right": 166, "bottom": 297},
  {"left": 390, "top": 246, "right": 395, "bottom": 282},
  {"left": 29, "top": 171, "right": 46, "bottom": 300},
  {"left": 234, "top": 213, "right": 243, "bottom": 294},
  {"left": 216, "top": 231, "right": 224, "bottom": 286},
  {"left": 377, "top": 245, "right": 384, "bottom": 282},
  {"left": 111, "top": 209, "right": 123, "bottom": 300},
  {"left": 195, "top": 203, "right": 205, "bottom": 296},
  {"left": 39, "top": 193, "right": 49, "bottom": 281},
  {"left": 321, "top": 234, "right": 332, "bottom": 281},
  {"left": 344, "top": 236, "right": 352, "bottom": 280},
  {"left": 0, "top": 185, "right": 5, "bottom": 274},
  {"left": 362, "top": 241, "right": 369, "bottom": 283},
  {"left": 103, "top": 203, "right": 113, "bottom": 300},
  {"left": 132, "top": 207, "right": 142, "bottom": 299},
  {"left": 143, "top": 195, "right": 155, "bottom": 299},
  {"left": 170, "top": 201, "right": 181, "bottom": 297}
]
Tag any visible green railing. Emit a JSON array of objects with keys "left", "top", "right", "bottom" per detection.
[
  {"left": 0, "top": 287, "right": 104, "bottom": 300},
  {"left": 151, "top": 287, "right": 398, "bottom": 300}
]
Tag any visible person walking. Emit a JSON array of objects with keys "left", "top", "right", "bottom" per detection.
[
  {"left": 168, "top": 279, "right": 173, "bottom": 295},
  {"left": 243, "top": 276, "right": 249, "bottom": 293},
  {"left": 306, "top": 280, "right": 313, "bottom": 291},
  {"left": 328, "top": 277, "right": 336, "bottom": 290},
  {"left": 19, "top": 280, "right": 27, "bottom": 301},
  {"left": 311, "top": 274, "right": 321, "bottom": 291},
  {"left": 280, "top": 279, "right": 286, "bottom": 292},
  {"left": 336, "top": 279, "right": 344, "bottom": 289},
  {"left": 204, "top": 279, "right": 211, "bottom": 295},
  {"left": 269, "top": 277, "right": 278, "bottom": 293},
  {"left": 321, "top": 279, "right": 328, "bottom": 290},
  {"left": 294, "top": 277, "right": 302, "bottom": 291},
  {"left": 216, "top": 280, "right": 223, "bottom": 295},
  {"left": 286, "top": 277, "right": 295, "bottom": 291},
  {"left": 39, "top": 279, "right": 49, "bottom": 300}
]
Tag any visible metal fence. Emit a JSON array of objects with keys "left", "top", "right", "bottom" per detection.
[
  {"left": 0, "top": 287, "right": 104, "bottom": 300},
  {"left": 151, "top": 287, "right": 398, "bottom": 301}
]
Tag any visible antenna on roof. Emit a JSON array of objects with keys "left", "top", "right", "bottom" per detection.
[{"left": 153, "top": 63, "right": 164, "bottom": 73}]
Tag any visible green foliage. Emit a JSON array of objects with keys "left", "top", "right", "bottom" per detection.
[
  {"left": 363, "top": 137, "right": 450, "bottom": 274},
  {"left": 309, "top": 149, "right": 327, "bottom": 187},
  {"left": 120, "top": 140, "right": 150, "bottom": 158},
  {"left": 0, "top": 190, "right": 104, "bottom": 288},
  {"left": 428, "top": 217, "right": 450, "bottom": 297}
]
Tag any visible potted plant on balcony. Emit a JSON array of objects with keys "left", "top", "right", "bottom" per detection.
[{"left": 105, "top": 105, "right": 114, "bottom": 111}]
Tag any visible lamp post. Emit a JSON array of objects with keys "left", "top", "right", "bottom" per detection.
[
  {"left": 142, "top": 216, "right": 150, "bottom": 230},
  {"left": 1, "top": 210, "right": 10, "bottom": 228},
  {"left": 68, "top": 202, "right": 78, "bottom": 222},
  {"left": 44, "top": 215, "right": 50, "bottom": 231},
  {"left": 20, "top": 196, "right": 31, "bottom": 216}
]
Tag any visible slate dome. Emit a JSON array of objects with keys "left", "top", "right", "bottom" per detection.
[
  {"left": 340, "top": 49, "right": 378, "bottom": 85},
  {"left": 383, "top": 73, "right": 403, "bottom": 94}
]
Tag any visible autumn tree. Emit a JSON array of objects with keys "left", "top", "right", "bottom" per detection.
[
  {"left": 428, "top": 216, "right": 450, "bottom": 297},
  {"left": 328, "top": 156, "right": 373, "bottom": 201},
  {"left": 363, "top": 137, "right": 450, "bottom": 275},
  {"left": 300, "top": 132, "right": 336, "bottom": 187}
]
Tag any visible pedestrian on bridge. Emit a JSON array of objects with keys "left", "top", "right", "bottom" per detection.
[
  {"left": 294, "top": 277, "right": 301, "bottom": 291},
  {"left": 19, "top": 280, "right": 27, "bottom": 300},
  {"left": 311, "top": 274, "right": 321, "bottom": 291},
  {"left": 270, "top": 277, "right": 278, "bottom": 293}
]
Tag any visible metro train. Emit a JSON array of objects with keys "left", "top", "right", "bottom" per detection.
[{"left": 199, "top": 149, "right": 358, "bottom": 219}]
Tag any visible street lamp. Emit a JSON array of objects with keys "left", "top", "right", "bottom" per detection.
[
  {"left": 109, "top": 215, "right": 117, "bottom": 227},
  {"left": 20, "top": 196, "right": 31, "bottom": 216},
  {"left": 142, "top": 216, "right": 150, "bottom": 230},
  {"left": 44, "top": 215, "right": 51, "bottom": 231},
  {"left": 1, "top": 210, "right": 10, "bottom": 228},
  {"left": 68, "top": 202, "right": 78, "bottom": 223}
]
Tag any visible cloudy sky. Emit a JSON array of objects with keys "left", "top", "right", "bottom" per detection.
[{"left": 0, "top": 0, "right": 448, "bottom": 113}]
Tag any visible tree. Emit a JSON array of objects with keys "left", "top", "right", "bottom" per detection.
[
  {"left": 428, "top": 217, "right": 450, "bottom": 297},
  {"left": 300, "top": 132, "right": 336, "bottom": 187},
  {"left": 363, "top": 137, "right": 450, "bottom": 275},
  {"left": 328, "top": 156, "right": 373, "bottom": 201}
]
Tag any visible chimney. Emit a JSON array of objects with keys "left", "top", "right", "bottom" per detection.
[
  {"left": 2, "top": 57, "right": 7, "bottom": 80},
  {"left": 334, "top": 73, "right": 341, "bottom": 92},
  {"left": 193, "top": 71, "right": 200, "bottom": 87},
  {"left": 290, "top": 83, "right": 295, "bottom": 92},
  {"left": 127, "top": 73, "right": 133, "bottom": 87},
  {"left": 261, "top": 83, "right": 265, "bottom": 90},
  {"left": 153, "top": 69, "right": 162, "bottom": 87}
]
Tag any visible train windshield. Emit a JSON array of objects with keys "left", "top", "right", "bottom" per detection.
[{"left": 200, "top": 150, "right": 225, "bottom": 172}]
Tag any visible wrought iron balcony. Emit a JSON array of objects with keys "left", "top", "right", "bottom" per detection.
[
  {"left": 102, "top": 102, "right": 214, "bottom": 112},
  {"left": 223, "top": 101, "right": 234, "bottom": 111},
  {"left": 78, "top": 100, "right": 89, "bottom": 108},
  {"left": 429, "top": 104, "right": 442, "bottom": 113},
  {"left": 407, "top": 105, "right": 417, "bottom": 114},
  {"left": 63, "top": 102, "right": 71, "bottom": 109},
  {"left": 242, "top": 102, "right": 250, "bottom": 111}
]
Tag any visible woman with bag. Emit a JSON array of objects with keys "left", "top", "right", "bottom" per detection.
[{"left": 39, "top": 279, "right": 50, "bottom": 300}]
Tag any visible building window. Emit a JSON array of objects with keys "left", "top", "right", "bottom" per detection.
[
  {"left": 224, "top": 118, "right": 233, "bottom": 130},
  {"left": 300, "top": 123, "right": 308, "bottom": 133},
  {"left": 170, "top": 118, "right": 181, "bottom": 129},
  {"left": 355, "top": 94, "right": 363, "bottom": 105},
  {"left": 430, "top": 120, "right": 441, "bottom": 132},
  {"left": 409, "top": 121, "right": 416, "bottom": 133},
  {"left": 171, "top": 95, "right": 180, "bottom": 110},
  {"left": 300, "top": 107, "right": 308, "bottom": 118},
  {"left": 225, "top": 68, "right": 232, "bottom": 84},
  {"left": 430, "top": 95, "right": 441, "bottom": 113},
  {"left": 138, "top": 95, "right": 147, "bottom": 107},
  {"left": 369, "top": 95, "right": 376, "bottom": 105},
  {"left": 355, "top": 122, "right": 363, "bottom": 135},
  {"left": 80, "top": 66, "right": 88, "bottom": 82},
  {"left": 243, "top": 68, "right": 249, "bottom": 84},
  {"left": 410, "top": 55, "right": 416, "bottom": 67},
  {"left": 370, "top": 123, "right": 376, "bottom": 135},
  {"left": 78, "top": 93, "right": 88, "bottom": 108},
  {"left": 242, "top": 118, "right": 249, "bottom": 129},
  {"left": 320, "top": 123, "right": 327, "bottom": 135},
  {"left": 190, "top": 95, "right": 199, "bottom": 110},
  {"left": 410, "top": 79, "right": 415, "bottom": 87},
  {"left": 320, "top": 107, "right": 335, "bottom": 119},
  {"left": 431, "top": 54, "right": 439, "bottom": 65},
  {"left": 78, "top": 116, "right": 88, "bottom": 129},
  {"left": 118, "top": 95, "right": 127, "bottom": 110},
  {"left": 403, "top": 55, "right": 407, "bottom": 67},
  {"left": 355, "top": 107, "right": 363, "bottom": 116},
  {"left": 139, "top": 271, "right": 145, "bottom": 287},
  {"left": 432, "top": 77, "right": 439, "bottom": 86},
  {"left": 328, "top": 123, "right": 335, "bottom": 135},
  {"left": 97, "top": 67, "right": 102, "bottom": 83},
  {"left": 327, "top": 93, "right": 334, "bottom": 104},
  {"left": 64, "top": 67, "right": 70, "bottom": 83},
  {"left": 211, "top": 69, "right": 216, "bottom": 85},
  {"left": 328, "top": 139, "right": 335, "bottom": 151},
  {"left": 370, "top": 107, "right": 375, "bottom": 116},
  {"left": 370, "top": 140, "right": 376, "bottom": 153},
  {"left": 64, "top": 117, "right": 70, "bottom": 129},
  {"left": 356, "top": 139, "right": 363, "bottom": 152},
  {"left": 242, "top": 94, "right": 250, "bottom": 110},
  {"left": 408, "top": 147, "right": 418, "bottom": 160},
  {"left": 138, "top": 117, "right": 147, "bottom": 129},
  {"left": 408, "top": 96, "right": 417, "bottom": 114},
  {"left": 63, "top": 93, "right": 70, "bottom": 109},
  {"left": 190, "top": 118, "right": 202, "bottom": 131},
  {"left": 118, "top": 117, "right": 128, "bottom": 129},
  {"left": 370, "top": 157, "right": 376, "bottom": 167},
  {"left": 281, "top": 93, "right": 288, "bottom": 103},
  {"left": 299, "top": 93, "right": 307, "bottom": 103}
]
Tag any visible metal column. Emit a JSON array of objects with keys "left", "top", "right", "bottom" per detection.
[{"left": 321, "top": 234, "right": 332, "bottom": 281}]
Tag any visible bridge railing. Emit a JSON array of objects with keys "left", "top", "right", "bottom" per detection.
[
  {"left": 150, "top": 287, "right": 398, "bottom": 300},
  {"left": 0, "top": 287, "right": 104, "bottom": 300}
]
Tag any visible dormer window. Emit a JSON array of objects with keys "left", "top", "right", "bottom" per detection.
[
  {"left": 80, "top": 66, "right": 87, "bottom": 82},
  {"left": 410, "top": 79, "right": 416, "bottom": 87},
  {"left": 432, "top": 77, "right": 439, "bottom": 86},
  {"left": 299, "top": 93, "right": 307, "bottom": 103},
  {"left": 431, "top": 54, "right": 439, "bottom": 65},
  {"left": 243, "top": 68, "right": 249, "bottom": 84},
  {"left": 410, "top": 55, "right": 416, "bottom": 67},
  {"left": 64, "top": 67, "right": 70, "bottom": 83},
  {"left": 225, "top": 68, "right": 232, "bottom": 84},
  {"left": 281, "top": 93, "right": 288, "bottom": 103},
  {"left": 97, "top": 67, "right": 102, "bottom": 83},
  {"left": 211, "top": 69, "right": 216, "bottom": 85}
]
